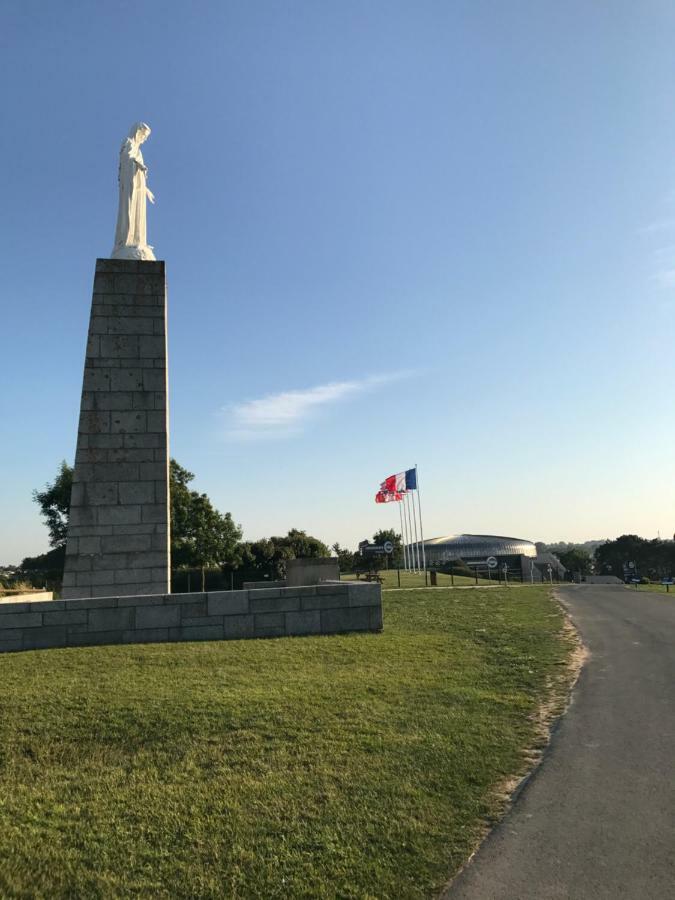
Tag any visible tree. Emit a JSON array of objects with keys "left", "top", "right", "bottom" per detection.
[
  {"left": 33, "top": 461, "right": 73, "bottom": 548},
  {"left": 556, "top": 547, "right": 593, "bottom": 576},
  {"left": 372, "top": 529, "right": 403, "bottom": 567},
  {"left": 237, "top": 530, "right": 330, "bottom": 583},
  {"left": 332, "top": 542, "right": 356, "bottom": 573},
  {"left": 169, "top": 459, "right": 242, "bottom": 589}
]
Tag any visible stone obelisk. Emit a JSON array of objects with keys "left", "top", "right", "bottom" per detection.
[{"left": 62, "top": 123, "right": 170, "bottom": 599}]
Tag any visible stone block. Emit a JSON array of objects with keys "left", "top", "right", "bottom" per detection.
[
  {"left": 138, "top": 336, "right": 165, "bottom": 358},
  {"left": 110, "top": 368, "right": 144, "bottom": 391},
  {"left": 0, "top": 602, "right": 32, "bottom": 615},
  {"left": 88, "top": 434, "right": 124, "bottom": 449},
  {"left": 316, "top": 583, "right": 348, "bottom": 595},
  {"left": 138, "top": 462, "right": 166, "bottom": 481},
  {"left": 141, "top": 504, "right": 167, "bottom": 523},
  {"left": 118, "top": 594, "right": 165, "bottom": 607},
  {"left": 131, "top": 392, "right": 156, "bottom": 410},
  {"left": 64, "top": 595, "right": 118, "bottom": 610},
  {"left": 124, "top": 433, "right": 164, "bottom": 448},
  {"left": 248, "top": 588, "right": 280, "bottom": 600},
  {"left": 107, "top": 316, "right": 154, "bottom": 335},
  {"left": 178, "top": 600, "right": 207, "bottom": 618},
  {"left": 300, "top": 593, "right": 349, "bottom": 611},
  {"left": 100, "top": 334, "right": 140, "bottom": 357},
  {"left": 0, "top": 637, "right": 22, "bottom": 652},
  {"left": 169, "top": 592, "right": 206, "bottom": 605},
  {"left": 348, "top": 583, "right": 382, "bottom": 607},
  {"left": 370, "top": 606, "right": 384, "bottom": 630},
  {"left": 142, "top": 369, "right": 166, "bottom": 391},
  {"left": 93, "top": 462, "right": 139, "bottom": 482},
  {"left": 115, "top": 570, "right": 153, "bottom": 586},
  {"left": 97, "top": 505, "right": 142, "bottom": 525},
  {"left": 250, "top": 594, "right": 300, "bottom": 614},
  {"left": 181, "top": 615, "right": 221, "bottom": 628},
  {"left": 320, "top": 606, "right": 371, "bottom": 634},
  {"left": 146, "top": 411, "right": 167, "bottom": 432},
  {"left": 254, "top": 613, "right": 286, "bottom": 637},
  {"left": 136, "top": 604, "right": 181, "bottom": 629},
  {"left": 110, "top": 411, "right": 147, "bottom": 434},
  {"left": 118, "top": 482, "right": 155, "bottom": 505},
  {"left": 69, "top": 506, "right": 98, "bottom": 527},
  {"left": 83, "top": 368, "right": 113, "bottom": 392},
  {"left": 78, "top": 570, "right": 116, "bottom": 587},
  {"left": 223, "top": 614, "right": 255, "bottom": 638},
  {"left": 68, "top": 631, "right": 122, "bottom": 647},
  {"left": 25, "top": 600, "right": 66, "bottom": 612},
  {"left": 85, "top": 482, "right": 118, "bottom": 505},
  {"left": 0, "top": 613, "right": 42, "bottom": 629},
  {"left": 285, "top": 610, "right": 322, "bottom": 636},
  {"left": 88, "top": 607, "right": 134, "bottom": 632},
  {"left": 22, "top": 626, "right": 67, "bottom": 650},
  {"left": 179, "top": 625, "right": 224, "bottom": 642},
  {"left": 208, "top": 591, "right": 250, "bottom": 616},
  {"left": 122, "top": 628, "right": 169, "bottom": 644},
  {"left": 43, "top": 610, "right": 89, "bottom": 626},
  {"left": 98, "top": 536, "right": 150, "bottom": 556},
  {"left": 79, "top": 411, "right": 110, "bottom": 434}
]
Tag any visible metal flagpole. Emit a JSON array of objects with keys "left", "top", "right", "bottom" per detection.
[
  {"left": 398, "top": 498, "right": 408, "bottom": 571},
  {"left": 405, "top": 491, "right": 416, "bottom": 572},
  {"left": 415, "top": 464, "right": 426, "bottom": 574},
  {"left": 410, "top": 480, "right": 421, "bottom": 573}
]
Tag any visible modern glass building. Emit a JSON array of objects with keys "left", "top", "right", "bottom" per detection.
[{"left": 419, "top": 534, "right": 537, "bottom": 568}]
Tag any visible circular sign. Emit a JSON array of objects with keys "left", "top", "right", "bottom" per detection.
[
  {"left": 628, "top": 561, "right": 635, "bottom": 569},
  {"left": 486, "top": 556, "right": 498, "bottom": 569},
  {"left": 383, "top": 540, "right": 394, "bottom": 554}
]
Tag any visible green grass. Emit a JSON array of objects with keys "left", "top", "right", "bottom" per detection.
[
  {"left": 624, "top": 582, "right": 675, "bottom": 595},
  {"left": 0, "top": 587, "right": 572, "bottom": 898},
  {"left": 341, "top": 569, "right": 496, "bottom": 589}
]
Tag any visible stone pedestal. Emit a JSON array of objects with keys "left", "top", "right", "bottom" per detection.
[{"left": 62, "top": 259, "right": 170, "bottom": 599}]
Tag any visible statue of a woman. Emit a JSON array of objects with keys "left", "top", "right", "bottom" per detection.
[{"left": 111, "top": 122, "right": 156, "bottom": 260}]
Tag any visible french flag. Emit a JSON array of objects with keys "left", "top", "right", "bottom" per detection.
[{"left": 381, "top": 468, "right": 416, "bottom": 493}]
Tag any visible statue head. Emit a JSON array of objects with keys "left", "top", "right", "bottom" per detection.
[{"left": 127, "top": 122, "right": 151, "bottom": 145}]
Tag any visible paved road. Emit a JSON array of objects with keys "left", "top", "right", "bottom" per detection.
[{"left": 446, "top": 585, "right": 675, "bottom": 900}]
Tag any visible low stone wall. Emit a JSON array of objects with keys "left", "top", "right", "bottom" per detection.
[
  {"left": 0, "top": 582, "right": 382, "bottom": 653},
  {"left": 0, "top": 591, "right": 53, "bottom": 602}
]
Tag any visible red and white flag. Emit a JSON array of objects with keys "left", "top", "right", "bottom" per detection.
[
  {"left": 375, "top": 490, "right": 404, "bottom": 503},
  {"left": 380, "top": 472, "right": 406, "bottom": 493}
]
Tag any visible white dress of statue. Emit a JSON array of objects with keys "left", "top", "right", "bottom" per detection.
[{"left": 111, "top": 122, "right": 156, "bottom": 260}]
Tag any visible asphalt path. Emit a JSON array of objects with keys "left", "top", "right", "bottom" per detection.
[{"left": 445, "top": 585, "right": 675, "bottom": 900}]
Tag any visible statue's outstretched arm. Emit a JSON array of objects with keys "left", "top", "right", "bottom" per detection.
[{"left": 146, "top": 188, "right": 155, "bottom": 204}]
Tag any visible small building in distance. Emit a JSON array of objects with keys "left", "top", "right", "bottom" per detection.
[{"left": 409, "top": 534, "right": 566, "bottom": 582}]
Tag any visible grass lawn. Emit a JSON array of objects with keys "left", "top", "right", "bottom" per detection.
[
  {"left": 624, "top": 582, "right": 675, "bottom": 596},
  {"left": 0, "top": 587, "right": 572, "bottom": 898},
  {"left": 341, "top": 570, "right": 496, "bottom": 589}
]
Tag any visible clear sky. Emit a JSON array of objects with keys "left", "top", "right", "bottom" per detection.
[{"left": 1, "top": 0, "right": 674, "bottom": 564}]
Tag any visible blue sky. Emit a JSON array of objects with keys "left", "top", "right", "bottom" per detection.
[{"left": 2, "top": 0, "right": 674, "bottom": 564}]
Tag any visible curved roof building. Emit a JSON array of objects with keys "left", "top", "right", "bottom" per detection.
[{"left": 420, "top": 534, "right": 537, "bottom": 565}]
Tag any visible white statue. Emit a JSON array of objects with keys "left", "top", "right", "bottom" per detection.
[{"left": 111, "top": 122, "right": 156, "bottom": 260}]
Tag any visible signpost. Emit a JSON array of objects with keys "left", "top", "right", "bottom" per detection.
[
  {"left": 486, "top": 556, "right": 497, "bottom": 583},
  {"left": 662, "top": 579, "right": 673, "bottom": 593}
]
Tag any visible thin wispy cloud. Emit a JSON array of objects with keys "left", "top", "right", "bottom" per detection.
[
  {"left": 638, "top": 217, "right": 675, "bottom": 235},
  {"left": 653, "top": 268, "right": 675, "bottom": 289},
  {"left": 223, "top": 372, "right": 414, "bottom": 440}
]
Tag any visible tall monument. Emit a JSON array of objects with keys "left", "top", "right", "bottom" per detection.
[{"left": 62, "top": 123, "right": 170, "bottom": 599}]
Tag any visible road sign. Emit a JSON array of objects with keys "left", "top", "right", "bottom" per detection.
[
  {"left": 631, "top": 578, "right": 640, "bottom": 584},
  {"left": 383, "top": 540, "right": 394, "bottom": 554},
  {"left": 628, "top": 561, "right": 636, "bottom": 569},
  {"left": 361, "top": 543, "right": 387, "bottom": 556},
  {"left": 661, "top": 579, "right": 673, "bottom": 585},
  {"left": 486, "top": 556, "right": 498, "bottom": 569}
]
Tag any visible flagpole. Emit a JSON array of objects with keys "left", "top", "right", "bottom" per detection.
[
  {"left": 404, "top": 491, "right": 416, "bottom": 572},
  {"left": 398, "top": 498, "right": 408, "bottom": 572},
  {"left": 410, "top": 481, "right": 421, "bottom": 573},
  {"left": 415, "top": 464, "right": 426, "bottom": 574}
]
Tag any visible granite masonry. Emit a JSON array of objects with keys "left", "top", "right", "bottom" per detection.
[
  {"left": 62, "top": 258, "right": 170, "bottom": 599},
  {"left": 0, "top": 582, "right": 383, "bottom": 653}
]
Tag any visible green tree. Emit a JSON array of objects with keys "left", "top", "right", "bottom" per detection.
[
  {"left": 169, "top": 459, "right": 242, "bottom": 589},
  {"left": 332, "top": 542, "right": 355, "bottom": 573},
  {"left": 556, "top": 547, "right": 593, "bottom": 576},
  {"left": 372, "top": 529, "right": 403, "bottom": 567},
  {"left": 33, "top": 460, "right": 73, "bottom": 548}
]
